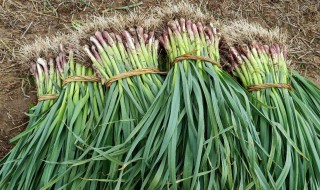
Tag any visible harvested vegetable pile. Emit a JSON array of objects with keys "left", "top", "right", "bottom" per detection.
[
  {"left": 103, "top": 19, "right": 263, "bottom": 189},
  {"left": 67, "top": 27, "right": 165, "bottom": 189},
  {"left": 0, "top": 2, "right": 319, "bottom": 190},
  {"left": 0, "top": 48, "right": 105, "bottom": 190},
  {"left": 223, "top": 20, "right": 320, "bottom": 189}
]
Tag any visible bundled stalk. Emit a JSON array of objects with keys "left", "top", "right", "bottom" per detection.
[
  {"left": 22, "top": 56, "right": 62, "bottom": 135},
  {"left": 0, "top": 56, "right": 62, "bottom": 182},
  {"left": 33, "top": 58, "right": 61, "bottom": 111},
  {"left": 0, "top": 48, "right": 105, "bottom": 190},
  {"left": 50, "top": 28, "right": 165, "bottom": 189},
  {"left": 227, "top": 37, "right": 320, "bottom": 188},
  {"left": 89, "top": 19, "right": 269, "bottom": 189}
]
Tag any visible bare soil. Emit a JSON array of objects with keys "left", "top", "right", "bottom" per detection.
[{"left": 0, "top": 0, "right": 319, "bottom": 158}]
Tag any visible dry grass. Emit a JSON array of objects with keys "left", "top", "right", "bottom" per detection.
[
  {"left": 221, "top": 20, "right": 286, "bottom": 47},
  {"left": 0, "top": 0, "right": 319, "bottom": 157}
]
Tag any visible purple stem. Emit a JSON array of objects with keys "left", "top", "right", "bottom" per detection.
[
  {"left": 95, "top": 31, "right": 107, "bottom": 47},
  {"left": 228, "top": 53, "right": 238, "bottom": 68},
  {"left": 168, "top": 21, "right": 179, "bottom": 35},
  {"left": 129, "top": 28, "right": 138, "bottom": 43},
  {"left": 37, "top": 58, "right": 49, "bottom": 76},
  {"left": 230, "top": 47, "right": 244, "bottom": 64},
  {"left": 186, "top": 20, "right": 194, "bottom": 42},
  {"left": 90, "top": 36, "right": 104, "bottom": 52},
  {"left": 179, "top": 18, "right": 186, "bottom": 32},
  {"left": 56, "top": 55, "right": 63, "bottom": 73},
  {"left": 192, "top": 23, "right": 199, "bottom": 38},
  {"left": 159, "top": 36, "right": 165, "bottom": 47},
  {"left": 159, "top": 30, "right": 170, "bottom": 49},
  {"left": 123, "top": 30, "right": 135, "bottom": 50},
  {"left": 204, "top": 26, "right": 214, "bottom": 44},
  {"left": 144, "top": 33, "right": 149, "bottom": 43},
  {"left": 91, "top": 46, "right": 103, "bottom": 64},
  {"left": 136, "top": 26, "right": 145, "bottom": 44},
  {"left": 240, "top": 45, "right": 250, "bottom": 57},
  {"left": 196, "top": 22, "right": 204, "bottom": 35},
  {"left": 102, "top": 31, "right": 115, "bottom": 46}
]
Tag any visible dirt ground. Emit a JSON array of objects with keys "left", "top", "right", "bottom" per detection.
[{"left": 0, "top": 0, "right": 319, "bottom": 158}]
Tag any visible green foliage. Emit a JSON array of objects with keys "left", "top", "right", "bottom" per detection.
[{"left": 229, "top": 42, "right": 320, "bottom": 189}]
